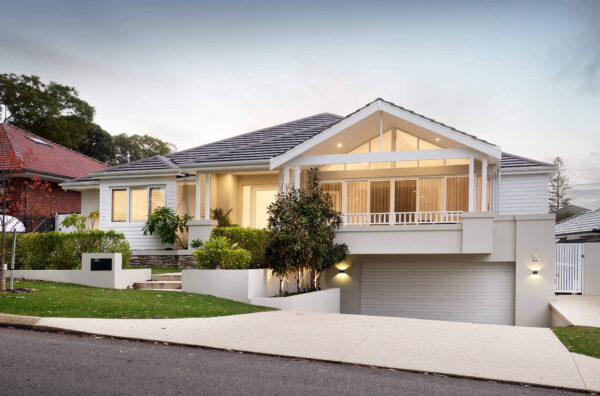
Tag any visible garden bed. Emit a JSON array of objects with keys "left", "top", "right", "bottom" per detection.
[{"left": 0, "top": 280, "right": 274, "bottom": 319}]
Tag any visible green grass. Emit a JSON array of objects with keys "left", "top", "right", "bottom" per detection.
[
  {"left": 0, "top": 280, "right": 274, "bottom": 319},
  {"left": 553, "top": 326, "right": 600, "bottom": 359}
]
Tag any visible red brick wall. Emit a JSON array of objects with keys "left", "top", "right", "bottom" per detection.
[{"left": 7, "top": 177, "right": 81, "bottom": 218}]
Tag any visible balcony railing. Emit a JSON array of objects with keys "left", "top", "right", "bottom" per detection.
[{"left": 343, "top": 211, "right": 463, "bottom": 226}]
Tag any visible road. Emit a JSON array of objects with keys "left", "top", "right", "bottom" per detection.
[{"left": 0, "top": 327, "right": 580, "bottom": 395}]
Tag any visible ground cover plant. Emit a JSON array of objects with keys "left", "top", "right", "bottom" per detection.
[{"left": 0, "top": 280, "right": 274, "bottom": 319}]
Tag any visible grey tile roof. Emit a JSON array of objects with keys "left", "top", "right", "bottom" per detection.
[
  {"left": 500, "top": 152, "right": 553, "bottom": 168},
  {"left": 73, "top": 100, "right": 553, "bottom": 180},
  {"left": 167, "top": 113, "right": 342, "bottom": 165},
  {"left": 555, "top": 210, "right": 600, "bottom": 236}
]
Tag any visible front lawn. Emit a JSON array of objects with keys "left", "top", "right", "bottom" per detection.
[
  {"left": 0, "top": 280, "right": 274, "bottom": 319},
  {"left": 553, "top": 326, "right": 600, "bottom": 359}
]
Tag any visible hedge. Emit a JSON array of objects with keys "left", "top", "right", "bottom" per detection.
[
  {"left": 210, "top": 226, "right": 269, "bottom": 269},
  {"left": 4, "top": 230, "right": 131, "bottom": 270},
  {"left": 194, "top": 236, "right": 252, "bottom": 269}
]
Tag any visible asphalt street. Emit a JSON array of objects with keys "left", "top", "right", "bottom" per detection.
[{"left": 0, "top": 326, "right": 582, "bottom": 395}]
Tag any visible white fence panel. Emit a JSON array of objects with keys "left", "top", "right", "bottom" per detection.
[{"left": 555, "top": 243, "right": 583, "bottom": 294}]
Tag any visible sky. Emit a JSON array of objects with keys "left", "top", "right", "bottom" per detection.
[{"left": 1, "top": 0, "right": 599, "bottom": 208}]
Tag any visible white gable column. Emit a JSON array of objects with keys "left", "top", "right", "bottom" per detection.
[
  {"left": 481, "top": 157, "right": 488, "bottom": 211},
  {"left": 205, "top": 173, "right": 211, "bottom": 220},
  {"left": 278, "top": 169, "right": 283, "bottom": 193},
  {"left": 195, "top": 172, "right": 201, "bottom": 220},
  {"left": 468, "top": 157, "right": 475, "bottom": 212},
  {"left": 294, "top": 166, "right": 301, "bottom": 189},
  {"left": 283, "top": 166, "right": 290, "bottom": 192}
]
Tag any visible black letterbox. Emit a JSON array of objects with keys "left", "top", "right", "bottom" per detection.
[{"left": 91, "top": 258, "right": 112, "bottom": 271}]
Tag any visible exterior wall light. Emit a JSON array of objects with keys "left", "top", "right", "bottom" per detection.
[
  {"left": 532, "top": 270, "right": 539, "bottom": 275},
  {"left": 338, "top": 268, "right": 346, "bottom": 274}
]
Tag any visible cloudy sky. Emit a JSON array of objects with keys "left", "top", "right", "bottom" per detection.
[{"left": 1, "top": 0, "right": 599, "bottom": 208}]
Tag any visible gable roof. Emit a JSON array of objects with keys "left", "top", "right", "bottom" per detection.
[
  {"left": 555, "top": 210, "right": 600, "bottom": 236},
  {"left": 64, "top": 99, "right": 554, "bottom": 183},
  {"left": 0, "top": 123, "right": 109, "bottom": 180}
]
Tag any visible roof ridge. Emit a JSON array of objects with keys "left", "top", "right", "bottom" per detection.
[
  {"left": 156, "top": 155, "right": 179, "bottom": 169},
  {"left": 0, "top": 122, "right": 109, "bottom": 167},
  {"left": 196, "top": 113, "right": 341, "bottom": 164},
  {"left": 168, "top": 112, "right": 341, "bottom": 164}
]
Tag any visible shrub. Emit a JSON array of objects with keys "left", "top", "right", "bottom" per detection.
[
  {"left": 210, "top": 226, "right": 269, "bottom": 268},
  {"left": 142, "top": 207, "right": 192, "bottom": 248},
  {"left": 60, "top": 213, "right": 87, "bottom": 231},
  {"left": 193, "top": 236, "right": 252, "bottom": 269},
  {"left": 211, "top": 208, "right": 233, "bottom": 227},
  {"left": 6, "top": 230, "right": 131, "bottom": 270},
  {"left": 190, "top": 238, "right": 204, "bottom": 249}
]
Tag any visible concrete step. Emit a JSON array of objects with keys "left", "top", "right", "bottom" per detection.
[
  {"left": 151, "top": 273, "right": 182, "bottom": 282},
  {"left": 134, "top": 281, "right": 182, "bottom": 290}
]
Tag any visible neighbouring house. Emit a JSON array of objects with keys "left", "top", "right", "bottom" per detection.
[
  {"left": 555, "top": 210, "right": 600, "bottom": 296},
  {"left": 61, "top": 98, "right": 557, "bottom": 327},
  {"left": 553, "top": 204, "right": 589, "bottom": 223},
  {"left": 0, "top": 123, "right": 109, "bottom": 231}
]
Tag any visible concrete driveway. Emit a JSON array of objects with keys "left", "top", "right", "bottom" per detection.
[{"left": 5, "top": 311, "right": 593, "bottom": 392}]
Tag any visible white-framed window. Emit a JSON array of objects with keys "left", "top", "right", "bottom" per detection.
[{"left": 110, "top": 186, "right": 166, "bottom": 223}]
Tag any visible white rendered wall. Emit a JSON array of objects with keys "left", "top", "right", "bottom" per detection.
[
  {"left": 5, "top": 253, "right": 151, "bottom": 289},
  {"left": 499, "top": 173, "right": 551, "bottom": 215},
  {"left": 250, "top": 288, "right": 340, "bottom": 313},
  {"left": 584, "top": 242, "right": 600, "bottom": 296}
]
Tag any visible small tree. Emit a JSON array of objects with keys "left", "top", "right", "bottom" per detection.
[
  {"left": 302, "top": 168, "right": 348, "bottom": 290},
  {"left": 265, "top": 188, "right": 311, "bottom": 296},
  {"left": 0, "top": 135, "right": 53, "bottom": 291},
  {"left": 211, "top": 208, "right": 233, "bottom": 227},
  {"left": 549, "top": 157, "right": 572, "bottom": 212},
  {"left": 142, "top": 207, "right": 192, "bottom": 249}
]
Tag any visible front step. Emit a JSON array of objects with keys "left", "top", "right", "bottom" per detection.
[
  {"left": 151, "top": 273, "right": 182, "bottom": 282},
  {"left": 134, "top": 280, "right": 182, "bottom": 290}
]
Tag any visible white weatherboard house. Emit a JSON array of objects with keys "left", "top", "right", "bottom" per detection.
[{"left": 62, "top": 99, "right": 557, "bottom": 327}]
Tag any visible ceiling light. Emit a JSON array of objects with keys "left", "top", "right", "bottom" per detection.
[
  {"left": 435, "top": 137, "right": 440, "bottom": 142},
  {"left": 337, "top": 143, "right": 342, "bottom": 148}
]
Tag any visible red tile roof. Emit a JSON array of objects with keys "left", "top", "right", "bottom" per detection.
[{"left": 0, "top": 123, "right": 109, "bottom": 180}]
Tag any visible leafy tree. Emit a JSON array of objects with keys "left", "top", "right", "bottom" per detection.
[
  {"left": 77, "top": 124, "right": 115, "bottom": 163},
  {"left": 549, "top": 157, "right": 572, "bottom": 212},
  {"left": 302, "top": 168, "right": 348, "bottom": 290},
  {"left": 265, "top": 188, "right": 311, "bottom": 296},
  {"left": 111, "top": 133, "right": 176, "bottom": 165},
  {"left": 60, "top": 213, "right": 87, "bottom": 231},
  {"left": 0, "top": 73, "right": 94, "bottom": 148}
]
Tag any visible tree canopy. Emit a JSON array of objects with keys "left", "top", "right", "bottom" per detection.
[
  {"left": 549, "top": 157, "right": 572, "bottom": 212},
  {"left": 0, "top": 73, "right": 94, "bottom": 148},
  {"left": 1, "top": 74, "right": 177, "bottom": 165}
]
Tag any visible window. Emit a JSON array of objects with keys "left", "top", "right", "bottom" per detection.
[
  {"left": 130, "top": 188, "right": 148, "bottom": 221},
  {"left": 321, "top": 182, "right": 342, "bottom": 212},
  {"left": 395, "top": 180, "right": 417, "bottom": 212},
  {"left": 446, "top": 177, "right": 469, "bottom": 212},
  {"left": 112, "top": 189, "right": 127, "bottom": 222},
  {"left": 418, "top": 178, "right": 442, "bottom": 211},
  {"left": 111, "top": 186, "right": 166, "bottom": 223}
]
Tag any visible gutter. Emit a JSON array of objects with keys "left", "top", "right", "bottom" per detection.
[
  {"left": 178, "top": 160, "right": 270, "bottom": 172},
  {"left": 88, "top": 169, "right": 183, "bottom": 179}
]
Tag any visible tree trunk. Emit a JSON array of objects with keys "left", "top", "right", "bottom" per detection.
[
  {"left": 279, "top": 277, "right": 283, "bottom": 297},
  {"left": 314, "top": 271, "right": 321, "bottom": 290},
  {"left": 1, "top": 228, "right": 5, "bottom": 292},
  {"left": 297, "top": 267, "right": 301, "bottom": 293}
]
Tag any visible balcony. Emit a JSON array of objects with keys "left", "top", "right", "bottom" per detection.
[{"left": 343, "top": 211, "right": 463, "bottom": 226}]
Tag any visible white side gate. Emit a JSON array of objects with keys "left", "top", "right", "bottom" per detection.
[{"left": 555, "top": 243, "right": 584, "bottom": 294}]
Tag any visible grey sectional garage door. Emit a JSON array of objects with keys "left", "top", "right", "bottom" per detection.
[{"left": 360, "top": 261, "right": 515, "bottom": 325}]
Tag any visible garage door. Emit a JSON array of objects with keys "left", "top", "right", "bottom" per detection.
[{"left": 360, "top": 261, "right": 515, "bottom": 325}]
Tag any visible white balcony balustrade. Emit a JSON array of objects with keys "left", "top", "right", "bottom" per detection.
[{"left": 343, "top": 211, "right": 463, "bottom": 226}]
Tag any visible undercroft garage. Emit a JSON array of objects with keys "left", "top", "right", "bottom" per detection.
[{"left": 358, "top": 259, "right": 516, "bottom": 326}]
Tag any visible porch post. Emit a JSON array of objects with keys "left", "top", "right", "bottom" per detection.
[
  {"left": 468, "top": 157, "right": 475, "bottom": 212},
  {"left": 204, "top": 173, "right": 211, "bottom": 220},
  {"left": 195, "top": 172, "right": 201, "bottom": 220},
  {"left": 294, "top": 166, "right": 301, "bottom": 189},
  {"left": 481, "top": 157, "right": 488, "bottom": 211},
  {"left": 283, "top": 166, "right": 290, "bottom": 192},
  {"left": 278, "top": 169, "right": 283, "bottom": 193}
]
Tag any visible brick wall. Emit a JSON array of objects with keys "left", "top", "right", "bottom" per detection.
[{"left": 7, "top": 177, "right": 81, "bottom": 224}]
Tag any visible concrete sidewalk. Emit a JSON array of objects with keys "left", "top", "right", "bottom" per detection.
[{"left": 2, "top": 311, "right": 599, "bottom": 392}]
